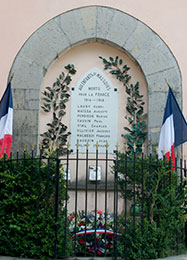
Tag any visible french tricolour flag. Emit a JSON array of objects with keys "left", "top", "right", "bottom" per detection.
[
  {"left": 158, "top": 87, "right": 187, "bottom": 167},
  {"left": 0, "top": 82, "right": 13, "bottom": 158}
]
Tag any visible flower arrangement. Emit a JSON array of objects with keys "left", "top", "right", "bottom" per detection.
[{"left": 69, "top": 210, "right": 122, "bottom": 256}]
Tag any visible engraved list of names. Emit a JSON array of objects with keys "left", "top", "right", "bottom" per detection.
[{"left": 70, "top": 67, "right": 118, "bottom": 153}]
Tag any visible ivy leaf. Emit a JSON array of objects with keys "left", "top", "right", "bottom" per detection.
[
  {"left": 59, "top": 110, "right": 66, "bottom": 117},
  {"left": 41, "top": 106, "right": 50, "bottom": 113},
  {"left": 46, "top": 123, "right": 53, "bottom": 128},
  {"left": 103, "top": 58, "right": 109, "bottom": 64},
  {"left": 124, "top": 127, "right": 131, "bottom": 132},
  {"left": 46, "top": 86, "right": 52, "bottom": 91}
]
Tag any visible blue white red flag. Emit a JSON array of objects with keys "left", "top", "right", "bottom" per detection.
[
  {"left": 158, "top": 87, "right": 187, "bottom": 167},
  {"left": 0, "top": 82, "right": 13, "bottom": 157}
]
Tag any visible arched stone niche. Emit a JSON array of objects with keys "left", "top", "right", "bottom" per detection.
[
  {"left": 9, "top": 6, "right": 181, "bottom": 152},
  {"left": 40, "top": 42, "right": 148, "bottom": 153}
]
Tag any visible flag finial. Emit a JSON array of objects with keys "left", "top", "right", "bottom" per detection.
[
  {"left": 165, "top": 79, "right": 171, "bottom": 88},
  {"left": 9, "top": 73, "right": 14, "bottom": 83}
]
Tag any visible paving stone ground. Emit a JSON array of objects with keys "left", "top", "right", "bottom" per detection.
[
  {"left": 157, "top": 255, "right": 187, "bottom": 260},
  {"left": 1, "top": 255, "right": 187, "bottom": 260}
]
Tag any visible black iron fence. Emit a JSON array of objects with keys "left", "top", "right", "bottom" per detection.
[{"left": 0, "top": 148, "right": 186, "bottom": 259}]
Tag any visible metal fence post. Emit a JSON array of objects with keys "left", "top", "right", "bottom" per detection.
[{"left": 54, "top": 157, "right": 60, "bottom": 259}]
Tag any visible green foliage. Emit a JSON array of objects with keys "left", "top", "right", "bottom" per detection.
[
  {"left": 0, "top": 155, "right": 70, "bottom": 259},
  {"left": 116, "top": 153, "right": 186, "bottom": 259},
  {"left": 41, "top": 64, "right": 76, "bottom": 156},
  {"left": 99, "top": 56, "right": 147, "bottom": 155},
  {"left": 183, "top": 181, "right": 187, "bottom": 221},
  {"left": 118, "top": 218, "right": 160, "bottom": 259}
]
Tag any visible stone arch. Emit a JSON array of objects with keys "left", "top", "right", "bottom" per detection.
[{"left": 9, "top": 6, "right": 182, "bottom": 152}]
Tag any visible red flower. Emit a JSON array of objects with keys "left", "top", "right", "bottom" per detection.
[
  {"left": 70, "top": 215, "right": 75, "bottom": 221},
  {"left": 89, "top": 247, "right": 93, "bottom": 252},
  {"left": 79, "top": 238, "right": 85, "bottom": 245},
  {"left": 107, "top": 243, "right": 111, "bottom": 249},
  {"left": 95, "top": 210, "right": 102, "bottom": 215},
  {"left": 78, "top": 221, "right": 85, "bottom": 226},
  {"left": 96, "top": 249, "right": 102, "bottom": 255}
]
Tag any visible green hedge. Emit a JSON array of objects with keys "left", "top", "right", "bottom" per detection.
[
  {"left": 0, "top": 155, "right": 69, "bottom": 259},
  {"left": 0, "top": 153, "right": 186, "bottom": 259},
  {"left": 116, "top": 154, "right": 186, "bottom": 259}
]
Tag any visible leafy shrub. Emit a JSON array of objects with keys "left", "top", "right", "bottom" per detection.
[
  {"left": 0, "top": 155, "right": 69, "bottom": 259},
  {"left": 116, "top": 153, "right": 186, "bottom": 259},
  {"left": 117, "top": 218, "right": 159, "bottom": 259}
]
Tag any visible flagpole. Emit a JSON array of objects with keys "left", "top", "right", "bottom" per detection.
[
  {"left": 9, "top": 73, "right": 14, "bottom": 83},
  {"left": 165, "top": 79, "right": 171, "bottom": 88},
  {"left": 165, "top": 79, "right": 185, "bottom": 160},
  {"left": 0, "top": 78, "right": 13, "bottom": 158}
]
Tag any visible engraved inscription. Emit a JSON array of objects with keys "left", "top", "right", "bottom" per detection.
[{"left": 70, "top": 67, "right": 118, "bottom": 153}]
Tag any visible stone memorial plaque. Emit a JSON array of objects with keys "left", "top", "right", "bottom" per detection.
[
  {"left": 70, "top": 67, "right": 118, "bottom": 153},
  {"left": 89, "top": 166, "right": 102, "bottom": 181}
]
